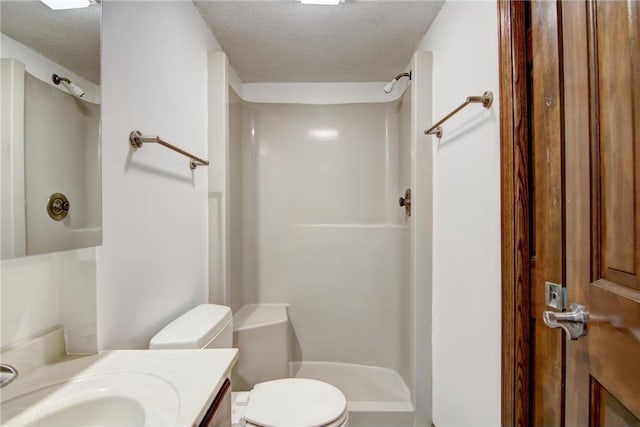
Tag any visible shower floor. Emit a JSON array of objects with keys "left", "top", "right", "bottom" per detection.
[{"left": 290, "top": 361, "right": 414, "bottom": 427}]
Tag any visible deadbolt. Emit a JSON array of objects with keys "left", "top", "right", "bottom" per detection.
[
  {"left": 399, "top": 188, "right": 411, "bottom": 217},
  {"left": 47, "top": 192, "right": 70, "bottom": 221}
]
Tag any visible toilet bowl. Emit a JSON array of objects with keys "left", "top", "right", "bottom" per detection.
[{"left": 149, "top": 304, "right": 348, "bottom": 427}]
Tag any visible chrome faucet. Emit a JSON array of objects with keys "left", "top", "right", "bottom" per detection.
[{"left": 0, "top": 364, "right": 18, "bottom": 387}]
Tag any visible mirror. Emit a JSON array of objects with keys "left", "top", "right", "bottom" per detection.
[{"left": 1, "top": 0, "right": 101, "bottom": 260}]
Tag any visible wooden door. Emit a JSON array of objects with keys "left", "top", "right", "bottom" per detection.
[
  {"left": 561, "top": 1, "right": 640, "bottom": 426},
  {"left": 499, "top": 1, "right": 639, "bottom": 424},
  {"left": 525, "top": 0, "right": 640, "bottom": 425},
  {"left": 529, "top": 1, "right": 565, "bottom": 425}
]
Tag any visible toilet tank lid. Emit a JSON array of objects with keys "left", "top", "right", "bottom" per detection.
[{"left": 149, "top": 304, "right": 232, "bottom": 349}]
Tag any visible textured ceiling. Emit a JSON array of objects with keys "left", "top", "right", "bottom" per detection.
[
  {"left": 0, "top": 1, "right": 100, "bottom": 84},
  {"left": 194, "top": 0, "right": 443, "bottom": 83},
  {"left": 0, "top": 1, "right": 441, "bottom": 85}
]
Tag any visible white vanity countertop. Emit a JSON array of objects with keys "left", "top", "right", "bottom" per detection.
[{"left": 1, "top": 349, "right": 238, "bottom": 427}]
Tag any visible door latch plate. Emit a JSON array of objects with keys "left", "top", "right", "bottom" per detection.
[{"left": 545, "top": 281, "right": 565, "bottom": 310}]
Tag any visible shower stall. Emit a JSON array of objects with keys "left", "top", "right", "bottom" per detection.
[{"left": 209, "top": 52, "right": 433, "bottom": 427}]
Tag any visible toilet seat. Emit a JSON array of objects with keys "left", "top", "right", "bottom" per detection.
[{"left": 243, "top": 378, "right": 348, "bottom": 427}]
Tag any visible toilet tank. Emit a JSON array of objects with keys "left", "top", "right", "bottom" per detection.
[
  {"left": 232, "top": 304, "right": 291, "bottom": 391},
  {"left": 149, "top": 304, "right": 233, "bottom": 349}
]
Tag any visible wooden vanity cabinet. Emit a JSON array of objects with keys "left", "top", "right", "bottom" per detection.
[{"left": 199, "top": 378, "right": 231, "bottom": 427}]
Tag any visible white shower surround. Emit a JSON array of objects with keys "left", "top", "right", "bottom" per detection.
[
  {"left": 24, "top": 73, "right": 101, "bottom": 256},
  {"left": 209, "top": 51, "right": 433, "bottom": 426}
]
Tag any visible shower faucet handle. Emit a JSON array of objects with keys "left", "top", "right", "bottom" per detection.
[
  {"left": 47, "top": 192, "right": 71, "bottom": 221},
  {"left": 399, "top": 188, "right": 411, "bottom": 217}
]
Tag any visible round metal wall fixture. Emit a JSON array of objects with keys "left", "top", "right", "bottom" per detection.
[
  {"left": 47, "top": 192, "right": 70, "bottom": 221},
  {"left": 481, "top": 91, "right": 494, "bottom": 108}
]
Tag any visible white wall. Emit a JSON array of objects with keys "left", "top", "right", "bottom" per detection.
[
  {"left": 1, "top": 247, "right": 97, "bottom": 354},
  {"left": 419, "top": 2, "right": 501, "bottom": 426},
  {"left": 207, "top": 52, "right": 230, "bottom": 307},
  {"left": 97, "top": 1, "right": 221, "bottom": 350},
  {"left": 228, "top": 87, "right": 245, "bottom": 313},
  {"left": 409, "top": 51, "right": 434, "bottom": 427},
  {"left": 1, "top": 58, "right": 26, "bottom": 260}
]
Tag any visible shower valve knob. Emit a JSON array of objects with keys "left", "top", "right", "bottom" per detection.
[
  {"left": 399, "top": 188, "right": 412, "bottom": 217},
  {"left": 47, "top": 192, "right": 70, "bottom": 221}
]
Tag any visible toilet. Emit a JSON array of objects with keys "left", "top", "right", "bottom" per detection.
[{"left": 149, "top": 304, "right": 349, "bottom": 427}]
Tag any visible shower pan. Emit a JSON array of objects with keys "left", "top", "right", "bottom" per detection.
[{"left": 208, "top": 51, "right": 433, "bottom": 427}]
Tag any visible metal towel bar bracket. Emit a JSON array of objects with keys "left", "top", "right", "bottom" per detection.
[
  {"left": 129, "top": 130, "right": 209, "bottom": 170},
  {"left": 425, "top": 91, "right": 493, "bottom": 139}
]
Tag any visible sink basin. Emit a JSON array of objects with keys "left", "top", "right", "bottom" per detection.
[
  {"left": 2, "top": 373, "right": 180, "bottom": 426},
  {"left": 30, "top": 396, "right": 144, "bottom": 427}
]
